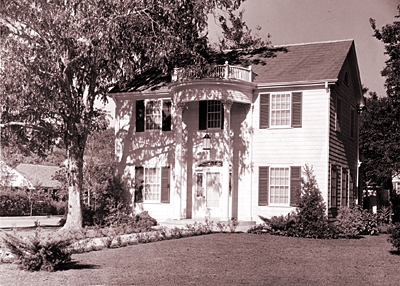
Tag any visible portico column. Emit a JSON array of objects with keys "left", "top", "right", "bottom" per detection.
[
  {"left": 221, "top": 99, "right": 233, "bottom": 221},
  {"left": 173, "top": 101, "right": 185, "bottom": 219}
]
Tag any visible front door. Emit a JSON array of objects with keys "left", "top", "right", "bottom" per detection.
[{"left": 193, "top": 167, "right": 222, "bottom": 218}]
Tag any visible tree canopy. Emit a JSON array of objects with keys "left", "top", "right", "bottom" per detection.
[
  {"left": 0, "top": 0, "right": 249, "bottom": 230},
  {"left": 360, "top": 5, "right": 400, "bottom": 187}
]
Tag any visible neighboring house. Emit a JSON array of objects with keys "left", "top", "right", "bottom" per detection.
[
  {"left": 112, "top": 40, "right": 363, "bottom": 223},
  {"left": 0, "top": 161, "right": 34, "bottom": 189},
  {"left": 14, "top": 163, "right": 62, "bottom": 190}
]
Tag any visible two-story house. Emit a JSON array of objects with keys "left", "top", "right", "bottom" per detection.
[{"left": 112, "top": 40, "right": 363, "bottom": 223}]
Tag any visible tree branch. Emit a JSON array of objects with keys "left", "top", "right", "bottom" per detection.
[{"left": 0, "top": 122, "right": 48, "bottom": 132}]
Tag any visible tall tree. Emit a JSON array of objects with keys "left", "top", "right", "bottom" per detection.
[
  {"left": 0, "top": 0, "right": 244, "bottom": 231},
  {"left": 370, "top": 4, "right": 400, "bottom": 98},
  {"left": 360, "top": 92, "right": 400, "bottom": 186}
]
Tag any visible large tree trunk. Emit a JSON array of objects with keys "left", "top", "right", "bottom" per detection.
[{"left": 61, "top": 134, "right": 86, "bottom": 232}]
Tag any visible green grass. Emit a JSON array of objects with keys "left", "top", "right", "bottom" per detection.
[{"left": 1, "top": 233, "right": 400, "bottom": 285}]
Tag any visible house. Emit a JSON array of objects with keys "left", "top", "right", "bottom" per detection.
[
  {"left": 13, "top": 164, "right": 62, "bottom": 192},
  {"left": 112, "top": 40, "right": 363, "bottom": 223},
  {"left": 0, "top": 161, "right": 34, "bottom": 189},
  {"left": 1, "top": 163, "right": 63, "bottom": 199}
]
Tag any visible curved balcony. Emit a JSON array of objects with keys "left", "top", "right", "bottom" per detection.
[{"left": 171, "top": 61, "right": 256, "bottom": 83}]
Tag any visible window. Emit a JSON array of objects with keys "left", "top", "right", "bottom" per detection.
[
  {"left": 270, "top": 167, "right": 290, "bottom": 205},
  {"left": 335, "top": 97, "right": 341, "bottom": 132},
  {"left": 344, "top": 72, "right": 349, "bottom": 86},
  {"left": 136, "top": 99, "right": 171, "bottom": 132},
  {"left": 135, "top": 166, "right": 170, "bottom": 203},
  {"left": 260, "top": 92, "right": 302, "bottom": 129},
  {"left": 199, "top": 100, "right": 224, "bottom": 130},
  {"left": 331, "top": 165, "right": 338, "bottom": 208},
  {"left": 350, "top": 108, "right": 355, "bottom": 138},
  {"left": 271, "top": 94, "right": 290, "bottom": 127},
  {"left": 341, "top": 168, "right": 349, "bottom": 207},
  {"left": 258, "top": 166, "right": 301, "bottom": 206}
]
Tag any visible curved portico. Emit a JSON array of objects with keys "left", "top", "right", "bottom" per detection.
[{"left": 170, "top": 66, "right": 255, "bottom": 221}]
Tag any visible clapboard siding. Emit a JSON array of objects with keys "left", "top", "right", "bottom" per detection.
[
  {"left": 251, "top": 87, "right": 330, "bottom": 220},
  {"left": 328, "top": 56, "right": 360, "bottom": 219}
]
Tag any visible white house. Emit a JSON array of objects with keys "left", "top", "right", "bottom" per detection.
[{"left": 112, "top": 40, "right": 363, "bottom": 223}]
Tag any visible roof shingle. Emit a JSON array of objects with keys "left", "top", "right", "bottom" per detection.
[
  {"left": 251, "top": 40, "right": 354, "bottom": 84},
  {"left": 14, "top": 164, "right": 62, "bottom": 189}
]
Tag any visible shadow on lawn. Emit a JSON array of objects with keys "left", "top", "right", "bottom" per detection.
[
  {"left": 389, "top": 250, "right": 400, "bottom": 256},
  {"left": 57, "top": 261, "right": 100, "bottom": 271}
]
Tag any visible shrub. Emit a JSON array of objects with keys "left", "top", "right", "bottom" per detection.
[
  {"left": 0, "top": 229, "right": 73, "bottom": 271},
  {"left": 292, "top": 165, "right": 331, "bottom": 238},
  {"left": 0, "top": 193, "right": 29, "bottom": 216},
  {"left": 335, "top": 206, "right": 364, "bottom": 238},
  {"left": 388, "top": 223, "right": 400, "bottom": 251},
  {"left": 247, "top": 224, "right": 271, "bottom": 234}
]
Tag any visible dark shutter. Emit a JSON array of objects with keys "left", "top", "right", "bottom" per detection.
[
  {"left": 136, "top": 100, "right": 145, "bottom": 132},
  {"left": 331, "top": 165, "right": 338, "bottom": 208},
  {"left": 292, "top": 92, "right": 302, "bottom": 128},
  {"left": 260, "top": 94, "right": 270, "bottom": 129},
  {"left": 161, "top": 167, "right": 170, "bottom": 203},
  {"left": 290, "top": 166, "right": 301, "bottom": 206},
  {"left": 162, "top": 100, "right": 171, "bottom": 131},
  {"left": 199, "top": 101, "right": 207, "bottom": 130},
  {"left": 259, "top": 166, "right": 269, "bottom": 206},
  {"left": 220, "top": 101, "right": 224, "bottom": 130}
]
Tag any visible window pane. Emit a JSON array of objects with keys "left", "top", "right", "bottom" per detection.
[
  {"left": 270, "top": 167, "right": 289, "bottom": 205},
  {"left": 144, "top": 167, "right": 161, "bottom": 201},
  {"left": 271, "top": 94, "right": 291, "bottom": 127},
  {"left": 207, "top": 100, "right": 221, "bottom": 129},
  {"left": 146, "top": 100, "right": 162, "bottom": 130}
]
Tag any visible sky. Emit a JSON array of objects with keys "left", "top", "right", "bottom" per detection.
[{"left": 102, "top": 0, "right": 399, "bottom": 125}]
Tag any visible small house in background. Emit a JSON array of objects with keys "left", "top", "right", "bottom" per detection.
[
  {"left": 112, "top": 40, "right": 363, "bottom": 223},
  {"left": 0, "top": 161, "right": 34, "bottom": 189},
  {"left": 6, "top": 164, "right": 63, "bottom": 200}
]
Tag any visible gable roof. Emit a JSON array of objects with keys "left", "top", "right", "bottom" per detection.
[
  {"left": 110, "top": 39, "right": 359, "bottom": 93},
  {"left": 0, "top": 161, "right": 34, "bottom": 189},
  {"left": 251, "top": 40, "right": 354, "bottom": 84},
  {"left": 14, "top": 164, "right": 62, "bottom": 189}
]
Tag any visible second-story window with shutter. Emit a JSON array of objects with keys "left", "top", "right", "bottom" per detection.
[
  {"left": 260, "top": 92, "right": 302, "bottom": 129},
  {"left": 199, "top": 100, "right": 224, "bottom": 130},
  {"left": 136, "top": 99, "right": 171, "bottom": 132}
]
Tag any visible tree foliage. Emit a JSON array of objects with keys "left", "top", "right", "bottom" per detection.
[
  {"left": 370, "top": 4, "right": 400, "bottom": 98},
  {"left": 0, "top": 0, "right": 246, "bottom": 230},
  {"left": 361, "top": 6, "right": 400, "bottom": 186},
  {"left": 218, "top": 9, "right": 269, "bottom": 51}
]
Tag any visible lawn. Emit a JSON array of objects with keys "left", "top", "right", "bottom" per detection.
[{"left": 1, "top": 233, "right": 400, "bottom": 286}]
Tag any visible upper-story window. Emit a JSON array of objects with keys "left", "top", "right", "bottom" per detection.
[
  {"left": 136, "top": 99, "right": 171, "bottom": 132},
  {"left": 199, "top": 100, "right": 224, "bottom": 130},
  {"left": 260, "top": 92, "right": 302, "bottom": 129}
]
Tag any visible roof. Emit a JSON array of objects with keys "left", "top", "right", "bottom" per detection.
[
  {"left": 250, "top": 40, "right": 354, "bottom": 84},
  {"left": 14, "top": 164, "right": 62, "bottom": 189},
  {"left": 110, "top": 39, "right": 357, "bottom": 93},
  {"left": 0, "top": 161, "right": 34, "bottom": 189}
]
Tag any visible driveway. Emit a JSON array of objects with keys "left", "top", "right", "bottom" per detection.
[{"left": 0, "top": 216, "right": 62, "bottom": 229}]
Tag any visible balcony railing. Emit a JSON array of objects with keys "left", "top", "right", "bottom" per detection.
[{"left": 171, "top": 61, "right": 255, "bottom": 83}]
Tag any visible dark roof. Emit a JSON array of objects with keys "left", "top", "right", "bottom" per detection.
[
  {"left": 14, "top": 164, "right": 62, "bottom": 189},
  {"left": 251, "top": 40, "right": 354, "bottom": 84},
  {"left": 110, "top": 40, "right": 356, "bottom": 92}
]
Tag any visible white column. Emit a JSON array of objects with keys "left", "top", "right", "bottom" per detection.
[
  {"left": 221, "top": 99, "right": 233, "bottom": 221},
  {"left": 173, "top": 101, "right": 185, "bottom": 219}
]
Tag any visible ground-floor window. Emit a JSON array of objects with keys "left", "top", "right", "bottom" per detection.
[
  {"left": 135, "top": 166, "right": 170, "bottom": 203},
  {"left": 270, "top": 167, "right": 290, "bottom": 205},
  {"left": 258, "top": 166, "right": 301, "bottom": 207}
]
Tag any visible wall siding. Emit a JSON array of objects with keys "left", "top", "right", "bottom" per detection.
[
  {"left": 251, "top": 87, "right": 330, "bottom": 222},
  {"left": 328, "top": 56, "right": 360, "bottom": 219}
]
